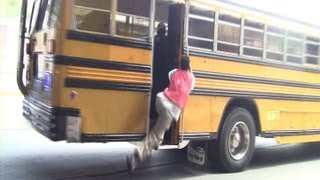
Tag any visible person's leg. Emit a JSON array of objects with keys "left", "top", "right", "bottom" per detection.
[
  {"left": 127, "top": 94, "right": 174, "bottom": 172},
  {"left": 136, "top": 94, "right": 173, "bottom": 161}
]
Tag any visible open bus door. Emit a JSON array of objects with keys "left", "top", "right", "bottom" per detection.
[{"left": 151, "top": 2, "right": 186, "bottom": 147}]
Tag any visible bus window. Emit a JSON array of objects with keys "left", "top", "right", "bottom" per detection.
[
  {"left": 305, "top": 36, "right": 320, "bottom": 65},
  {"left": 155, "top": 0, "right": 170, "bottom": 25},
  {"left": 217, "top": 13, "right": 241, "bottom": 54},
  {"left": 188, "top": 6, "right": 214, "bottom": 51},
  {"left": 116, "top": 0, "right": 150, "bottom": 38},
  {"left": 266, "top": 25, "right": 285, "bottom": 61},
  {"left": 243, "top": 19, "right": 264, "bottom": 58},
  {"left": 42, "top": 0, "right": 62, "bottom": 29},
  {"left": 28, "top": 0, "right": 42, "bottom": 33},
  {"left": 286, "top": 31, "right": 304, "bottom": 64},
  {"left": 74, "top": 0, "right": 112, "bottom": 34}
]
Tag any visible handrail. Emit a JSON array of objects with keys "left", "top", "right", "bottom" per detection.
[{"left": 17, "top": 0, "right": 28, "bottom": 95}]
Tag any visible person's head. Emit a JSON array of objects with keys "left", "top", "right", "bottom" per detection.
[
  {"left": 180, "top": 55, "right": 190, "bottom": 70},
  {"left": 157, "top": 22, "right": 166, "bottom": 36}
]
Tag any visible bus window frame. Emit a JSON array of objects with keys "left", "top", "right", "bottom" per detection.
[
  {"left": 184, "top": 4, "right": 320, "bottom": 69},
  {"left": 28, "top": 0, "right": 49, "bottom": 33},
  {"left": 72, "top": 0, "right": 153, "bottom": 42}
]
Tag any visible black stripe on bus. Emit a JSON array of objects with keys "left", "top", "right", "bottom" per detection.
[
  {"left": 66, "top": 30, "right": 152, "bottom": 50},
  {"left": 65, "top": 78, "right": 151, "bottom": 92},
  {"left": 65, "top": 78, "right": 320, "bottom": 101},
  {"left": 81, "top": 134, "right": 145, "bottom": 142},
  {"left": 54, "top": 55, "right": 151, "bottom": 73},
  {"left": 52, "top": 55, "right": 320, "bottom": 90},
  {"left": 25, "top": 96, "right": 80, "bottom": 116},
  {"left": 180, "top": 132, "right": 217, "bottom": 140},
  {"left": 187, "top": 49, "right": 320, "bottom": 74},
  {"left": 262, "top": 130, "right": 320, "bottom": 138},
  {"left": 192, "top": 88, "right": 320, "bottom": 102},
  {"left": 193, "top": 71, "right": 320, "bottom": 89}
]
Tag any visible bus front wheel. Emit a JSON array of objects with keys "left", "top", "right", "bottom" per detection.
[{"left": 209, "top": 107, "right": 256, "bottom": 172}]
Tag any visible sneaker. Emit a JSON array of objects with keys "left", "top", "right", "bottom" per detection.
[
  {"left": 126, "top": 155, "right": 134, "bottom": 174},
  {"left": 126, "top": 149, "right": 141, "bottom": 174}
]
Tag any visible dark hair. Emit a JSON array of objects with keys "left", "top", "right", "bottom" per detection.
[{"left": 180, "top": 55, "right": 190, "bottom": 70}]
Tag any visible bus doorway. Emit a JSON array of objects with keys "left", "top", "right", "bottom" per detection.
[{"left": 150, "top": 1, "right": 186, "bottom": 145}]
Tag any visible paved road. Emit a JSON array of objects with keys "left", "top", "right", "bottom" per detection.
[{"left": 1, "top": 95, "right": 320, "bottom": 180}]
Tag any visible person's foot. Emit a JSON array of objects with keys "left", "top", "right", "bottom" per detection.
[
  {"left": 126, "top": 149, "right": 141, "bottom": 174},
  {"left": 126, "top": 155, "right": 134, "bottom": 174}
]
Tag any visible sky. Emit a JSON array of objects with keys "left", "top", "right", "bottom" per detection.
[{"left": 226, "top": 0, "right": 320, "bottom": 27}]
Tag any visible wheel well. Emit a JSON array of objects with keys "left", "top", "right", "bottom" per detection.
[{"left": 218, "top": 98, "right": 261, "bottom": 136}]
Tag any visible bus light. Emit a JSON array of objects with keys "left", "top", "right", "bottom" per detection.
[
  {"left": 69, "top": 91, "right": 78, "bottom": 100},
  {"left": 46, "top": 39, "right": 56, "bottom": 54}
]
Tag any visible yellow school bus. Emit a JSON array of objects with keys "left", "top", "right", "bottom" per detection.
[{"left": 17, "top": 0, "right": 320, "bottom": 172}]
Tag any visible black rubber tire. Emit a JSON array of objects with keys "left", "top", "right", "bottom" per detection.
[{"left": 209, "top": 107, "right": 256, "bottom": 172}]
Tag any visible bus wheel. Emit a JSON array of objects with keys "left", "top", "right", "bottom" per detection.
[{"left": 209, "top": 107, "right": 256, "bottom": 172}]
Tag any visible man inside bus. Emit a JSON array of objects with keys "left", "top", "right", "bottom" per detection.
[
  {"left": 150, "top": 22, "right": 173, "bottom": 119},
  {"left": 127, "top": 55, "right": 195, "bottom": 172}
]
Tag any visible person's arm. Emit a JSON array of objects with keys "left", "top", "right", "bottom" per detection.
[
  {"left": 190, "top": 72, "right": 195, "bottom": 92},
  {"left": 168, "top": 69, "right": 177, "bottom": 82}
]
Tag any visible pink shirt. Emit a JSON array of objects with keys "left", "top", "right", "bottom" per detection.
[{"left": 164, "top": 69, "right": 194, "bottom": 109}]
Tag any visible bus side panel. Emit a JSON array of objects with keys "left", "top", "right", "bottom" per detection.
[
  {"left": 60, "top": 39, "right": 151, "bottom": 65},
  {"left": 183, "top": 96, "right": 230, "bottom": 133},
  {"left": 275, "top": 135, "right": 320, "bottom": 144},
  {"left": 257, "top": 99, "right": 320, "bottom": 132},
  {"left": 61, "top": 88, "right": 148, "bottom": 134},
  {"left": 54, "top": 39, "right": 152, "bottom": 135}
]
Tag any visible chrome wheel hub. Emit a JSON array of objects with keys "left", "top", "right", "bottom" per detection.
[{"left": 228, "top": 121, "right": 250, "bottom": 160}]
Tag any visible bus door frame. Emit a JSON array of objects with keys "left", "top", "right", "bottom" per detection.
[{"left": 164, "top": 3, "right": 187, "bottom": 145}]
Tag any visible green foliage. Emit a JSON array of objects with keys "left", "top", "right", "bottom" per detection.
[{"left": 0, "top": 0, "right": 22, "bottom": 20}]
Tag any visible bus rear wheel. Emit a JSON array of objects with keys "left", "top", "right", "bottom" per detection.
[{"left": 209, "top": 107, "right": 256, "bottom": 172}]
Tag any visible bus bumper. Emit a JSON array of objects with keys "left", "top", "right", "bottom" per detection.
[{"left": 22, "top": 97, "right": 81, "bottom": 142}]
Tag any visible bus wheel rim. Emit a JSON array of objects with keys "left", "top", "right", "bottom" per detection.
[{"left": 228, "top": 121, "right": 250, "bottom": 161}]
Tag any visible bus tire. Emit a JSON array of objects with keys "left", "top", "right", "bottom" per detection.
[{"left": 210, "top": 107, "right": 256, "bottom": 172}]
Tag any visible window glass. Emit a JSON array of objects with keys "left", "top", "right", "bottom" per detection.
[
  {"left": 287, "top": 31, "right": 304, "bottom": 39},
  {"left": 189, "top": 18, "right": 214, "bottom": 39},
  {"left": 267, "top": 25, "right": 285, "bottom": 34},
  {"left": 117, "top": 0, "right": 150, "bottom": 18},
  {"left": 219, "top": 14, "right": 241, "bottom": 24},
  {"left": 306, "top": 43, "right": 319, "bottom": 56},
  {"left": 116, "top": 0, "right": 150, "bottom": 38},
  {"left": 29, "top": 0, "right": 42, "bottom": 32},
  {"left": 190, "top": 6, "right": 215, "bottom": 18},
  {"left": 188, "top": 6, "right": 214, "bottom": 50},
  {"left": 218, "top": 23, "right": 240, "bottom": 44},
  {"left": 43, "top": 0, "right": 62, "bottom": 28},
  {"left": 74, "top": 8, "right": 110, "bottom": 34},
  {"left": 115, "top": 15, "right": 149, "bottom": 38},
  {"left": 189, "top": 38, "right": 213, "bottom": 50},
  {"left": 155, "top": 0, "right": 171, "bottom": 24},
  {"left": 305, "top": 57, "right": 318, "bottom": 65},
  {"left": 287, "top": 56, "right": 302, "bottom": 64},
  {"left": 244, "top": 29, "right": 263, "bottom": 48},
  {"left": 217, "top": 43, "right": 239, "bottom": 54},
  {"left": 244, "top": 20, "right": 264, "bottom": 29},
  {"left": 74, "top": 0, "right": 112, "bottom": 34},
  {"left": 75, "top": 0, "right": 111, "bottom": 10},
  {"left": 267, "top": 52, "right": 283, "bottom": 61},
  {"left": 243, "top": 48, "right": 262, "bottom": 57},
  {"left": 267, "top": 35, "right": 284, "bottom": 52},
  {"left": 306, "top": 36, "right": 320, "bottom": 43},
  {"left": 286, "top": 39, "right": 303, "bottom": 55}
]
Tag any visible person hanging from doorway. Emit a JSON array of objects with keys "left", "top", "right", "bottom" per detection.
[
  {"left": 127, "top": 55, "right": 195, "bottom": 172},
  {"left": 150, "top": 22, "right": 174, "bottom": 119}
]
